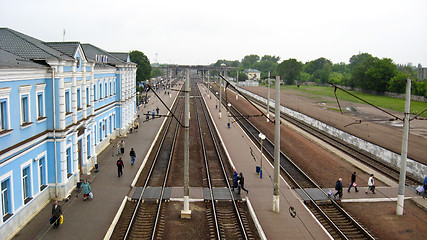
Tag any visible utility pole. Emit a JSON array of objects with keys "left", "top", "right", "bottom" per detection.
[
  {"left": 273, "top": 75, "right": 280, "bottom": 213},
  {"left": 396, "top": 78, "right": 411, "bottom": 215},
  {"left": 219, "top": 71, "right": 223, "bottom": 119},
  {"left": 181, "top": 69, "right": 191, "bottom": 218},
  {"left": 267, "top": 71, "right": 270, "bottom": 122}
]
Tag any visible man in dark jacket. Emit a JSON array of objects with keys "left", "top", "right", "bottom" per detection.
[
  {"left": 334, "top": 178, "right": 343, "bottom": 199},
  {"left": 51, "top": 200, "right": 62, "bottom": 228},
  {"left": 237, "top": 172, "right": 249, "bottom": 194},
  {"left": 117, "top": 158, "right": 124, "bottom": 177},
  {"left": 347, "top": 172, "right": 359, "bottom": 193},
  {"left": 129, "top": 148, "right": 136, "bottom": 165},
  {"left": 232, "top": 170, "right": 238, "bottom": 191}
]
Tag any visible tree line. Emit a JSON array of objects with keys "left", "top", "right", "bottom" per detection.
[
  {"left": 213, "top": 53, "right": 427, "bottom": 97},
  {"left": 129, "top": 50, "right": 427, "bottom": 98}
]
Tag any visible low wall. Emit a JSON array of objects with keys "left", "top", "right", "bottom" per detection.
[{"left": 238, "top": 87, "right": 427, "bottom": 182}]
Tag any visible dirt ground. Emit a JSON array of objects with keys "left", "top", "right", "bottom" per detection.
[
  {"left": 341, "top": 200, "right": 427, "bottom": 240},
  {"left": 243, "top": 86, "right": 427, "bottom": 164}
]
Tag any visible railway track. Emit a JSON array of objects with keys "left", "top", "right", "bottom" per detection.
[
  {"left": 194, "top": 83, "right": 256, "bottom": 240},
  {"left": 114, "top": 78, "right": 259, "bottom": 240},
  {"left": 208, "top": 81, "right": 376, "bottom": 240},
  {"left": 240, "top": 87, "right": 422, "bottom": 186},
  {"left": 118, "top": 89, "right": 184, "bottom": 240}
]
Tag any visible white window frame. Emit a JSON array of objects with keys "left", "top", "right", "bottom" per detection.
[
  {"left": 0, "top": 102, "right": 10, "bottom": 132},
  {"left": 65, "top": 88, "right": 72, "bottom": 113},
  {"left": 35, "top": 151, "right": 47, "bottom": 192},
  {"left": 66, "top": 144, "right": 73, "bottom": 177},
  {"left": 19, "top": 85, "right": 32, "bottom": 125},
  {"left": 0, "top": 171, "right": 14, "bottom": 223},
  {"left": 0, "top": 88, "right": 11, "bottom": 131},
  {"left": 77, "top": 87, "right": 81, "bottom": 109},
  {"left": 36, "top": 84, "right": 46, "bottom": 121},
  {"left": 20, "top": 159, "right": 33, "bottom": 204}
]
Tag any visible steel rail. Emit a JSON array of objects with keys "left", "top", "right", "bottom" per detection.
[
  {"left": 197, "top": 83, "right": 249, "bottom": 240},
  {"left": 123, "top": 88, "right": 184, "bottom": 240},
  {"left": 208, "top": 83, "right": 375, "bottom": 240}
]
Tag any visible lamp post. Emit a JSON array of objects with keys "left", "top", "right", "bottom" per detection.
[
  {"left": 258, "top": 133, "right": 266, "bottom": 179},
  {"left": 267, "top": 71, "right": 270, "bottom": 122},
  {"left": 227, "top": 103, "right": 231, "bottom": 128}
]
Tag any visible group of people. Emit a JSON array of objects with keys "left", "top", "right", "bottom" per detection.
[
  {"left": 334, "top": 172, "right": 376, "bottom": 199},
  {"left": 51, "top": 179, "right": 93, "bottom": 229},
  {"left": 116, "top": 148, "right": 137, "bottom": 177},
  {"left": 232, "top": 170, "right": 248, "bottom": 194}
]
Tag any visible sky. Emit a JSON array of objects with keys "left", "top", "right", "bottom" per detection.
[{"left": 1, "top": 0, "right": 426, "bottom": 66}]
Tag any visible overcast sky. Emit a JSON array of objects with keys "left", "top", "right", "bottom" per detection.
[{"left": 1, "top": 0, "right": 426, "bottom": 66}]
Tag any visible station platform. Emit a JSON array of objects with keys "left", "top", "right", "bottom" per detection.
[
  {"left": 199, "top": 84, "right": 332, "bottom": 240},
  {"left": 10, "top": 86, "right": 181, "bottom": 240}
]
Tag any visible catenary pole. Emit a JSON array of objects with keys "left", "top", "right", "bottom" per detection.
[
  {"left": 273, "top": 75, "right": 280, "bottom": 212},
  {"left": 219, "top": 70, "right": 223, "bottom": 118},
  {"left": 267, "top": 71, "right": 270, "bottom": 122},
  {"left": 181, "top": 68, "right": 191, "bottom": 218},
  {"left": 396, "top": 78, "right": 411, "bottom": 215}
]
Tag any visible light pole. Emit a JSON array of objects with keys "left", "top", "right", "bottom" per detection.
[
  {"left": 396, "top": 78, "right": 411, "bottom": 215},
  {"left": 258, "top": 133, "right": 266, "bottom": 179},
  {"left": 227, "top": 103, "right": 231, "bottom": 128},
  {"left": 267, "top": 71, "right": 270, "bottom": 122},
  {"left": 273, "top": 75, "right": 280, "bottom": 213}
]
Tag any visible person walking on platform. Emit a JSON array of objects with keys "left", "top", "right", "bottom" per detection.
[
  {"left": 116, "top": 141, "right": 121, "bottom": 156},
  {"left": 334, "top": 178, "right": 343, "bottom": 199},
  {"left": 120, "top": 140, "right": 125, "bottom": 155},
  {"left": 152, "top": 110, "right": 155, "bottom": 118},
  {"left": 117, "top": 157, "right": 124, "bottom": 177},
  {"left": 146, "top": 111, "right": 150, "bottom": 121},
  {"left": 348, "top": 172, "right": 359, "bottom": 193},
  {"left": 129, "top": 148, "right": 136, "bottom": 165},
  {"left": 232, "top": 170, "right": 238, "bottom": 191},
  {"left": 81, "top": 179, "right": 92, "bottom": 201},
  {"left": 237, "top": 172, "right": 249, "bottom": 194},
  {"left": 51, "top": 200, "right": 62, "bottom": 228},
  {"left": 156, "top": 106, "right": 160, "bottom": 116},
  {"left": 366, "top": 174, "right": 376, "bottom": 194}
]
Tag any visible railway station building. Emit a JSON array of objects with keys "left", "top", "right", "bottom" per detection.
[{"left": 0, "top": 28, "right": 136, "bottom": 236}]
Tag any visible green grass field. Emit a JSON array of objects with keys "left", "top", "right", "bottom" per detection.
[{"left": 276, "top": 85, "right": 427, "bottom": 118}]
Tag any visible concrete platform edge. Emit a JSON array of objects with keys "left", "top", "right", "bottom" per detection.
[
  {"left": 201, "top": 87, "right": 235, "bottom": 171},
  {"left": 245, "top": 197, "right": 267, "bottom": 240},
  {"left": 103, "top": 196, "right": 128, "bottom": 240}
]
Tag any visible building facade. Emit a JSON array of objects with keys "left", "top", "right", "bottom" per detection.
[{"left": 0, "top": 28, "right": 136, "bottom": 237}]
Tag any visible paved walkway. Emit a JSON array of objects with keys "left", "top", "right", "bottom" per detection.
[
  {"left": 199, "top": 84, "right": 331, "bottom": 240},
  {"left": 10, "top": 85, "right": 181, "bottom": 240}
]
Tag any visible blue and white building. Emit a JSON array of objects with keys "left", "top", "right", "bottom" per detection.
[{"left": 0, "top": 28, "right": 136, "bottom": 237}]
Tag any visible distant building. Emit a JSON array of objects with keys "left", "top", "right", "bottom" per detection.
[
  {"left": 0, "top": 28, "right": 136, "bottom": 237},
  {"left": 417, "top": 64, "right": 427, "bottom": 81},
  {"left": 243, "top": 68, "right": 261, "bottom": 81}
]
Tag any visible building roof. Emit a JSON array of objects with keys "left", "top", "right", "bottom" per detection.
[
  {"left": 110, "top": 52, "right": 129, "bottom": 62},
  {"left": 45, "top": 42, "right": 81, "bottom": 58},
  {"left": 243, "top": 68, "right": 261, "bottom": 73},
  {"left": 0, "top": 48, "right": 47, "bottom": 69},
  {"left": 0, "top": 28, "right": 134, "bottom": 69},
  {"left": 0, "top": 28, "right": 73, "bottom": 61},
  {"left": 81, "top": 44, "right": 126, "bottom": 65}
]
